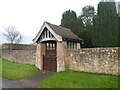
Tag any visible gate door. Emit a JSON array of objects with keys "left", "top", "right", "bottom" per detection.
[{"left": 43, "top": 42, "right": 57, "bottom": 72}]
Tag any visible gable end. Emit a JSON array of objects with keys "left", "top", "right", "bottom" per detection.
[{"left": 33, "top": 22, "right": 62, "bottom": 43}]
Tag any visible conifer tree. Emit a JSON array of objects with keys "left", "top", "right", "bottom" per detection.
[
  {"left": 61, "top": 10, "right": 84, "bottom": 38},
  {"left": 92, "top": 1, "right": 118, "bottom": 47}
]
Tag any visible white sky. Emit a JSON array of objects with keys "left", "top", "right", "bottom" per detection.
[{"left": 0, "top": 0, "right": 119, "bottom": 44}]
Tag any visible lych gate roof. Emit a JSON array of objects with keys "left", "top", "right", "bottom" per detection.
[
  {"left": 33, "top": 21, "right": 81, "bottom": 43},
  {"left": 46, "top": 22, "right": 80, "bottom": 40}
]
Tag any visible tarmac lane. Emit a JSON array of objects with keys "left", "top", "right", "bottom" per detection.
[
  {"left": 0, "top": 77, "right": 2, "bottom": 89},
  {"left": 0, "top": 70, "right": 54, "bottom": 89},
  {"left": 1, "top": 77, "right": 34, "bottom": 88}
]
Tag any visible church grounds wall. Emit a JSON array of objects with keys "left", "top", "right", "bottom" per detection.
[
  {"left": 63, "top": 47, "right": 119, "bottom": 75},
  {"left": 1, "top": 44, "right": 37, "bottom": 65},
  {"left": 1, "top": 50, "right": 36, "bottom": 64},
  {"left": 2, "top": 43, "right": 36, "bottom": 50},
  {"left": 1, "top": 42, "right": 119, "bottom": 75}
]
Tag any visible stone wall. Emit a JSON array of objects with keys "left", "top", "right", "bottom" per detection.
[
  {"left": 2, "top": 50, "right": 36, "bottom": 64},
  {"left": 1, "top": 42, "right": 119, "bottom": 75},
  {"left": 2, "top": 43, "right": 36, "bottom": 50},
  {"left": 0, "top": 50, "right": 2, "bottom": 57},
  {"left": 64, "top": 47, "right": 119, "bottom": 75}
]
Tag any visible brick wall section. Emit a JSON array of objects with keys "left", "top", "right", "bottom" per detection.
[
  {"left": 36, "top": 43, "right": 46, "bottom": 70},
  {"left": 2, "top": 50, "right": 36, "bottom": 64},
  {"left": 64, "top": 47, "right": 119, "bottom": 75},
  {"left": 57, "top": 42, "right": 65, "bottom": 72}
]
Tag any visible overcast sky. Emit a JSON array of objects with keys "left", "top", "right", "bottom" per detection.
[{"left": 0, "top": 0, "right": 119, "bottom": 44}]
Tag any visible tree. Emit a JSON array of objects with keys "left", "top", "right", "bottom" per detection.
[
  {"left": 92, "top": 1, "right": 118, "bottom": 47},
  {"left": 92, "top": 16, "right": 100, "bottom": 46},
  {"left": 61, "top": 10, "right": 84, "bottom": 37},
  {"left": 61, "top": 10, "right": 86, "bottom": 47},
  {"left": 80, "top": 5, "right": 95, "bottom": 26},
  {"left": 61, "top": 10, "right": 78, "bottom": 34},
  {"left": 78, "top": 5, "right": 95, "bottom": 47},
  {"left": 61, "top": 9, "right": 95, "bottom": 48},
  {"left": 2, "top": 26, "right": 22, "bottom": 49}
]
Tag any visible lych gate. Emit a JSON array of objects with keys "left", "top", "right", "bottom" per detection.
[{"left": 33, "top": 21, "right": 81, "bottom": 72}]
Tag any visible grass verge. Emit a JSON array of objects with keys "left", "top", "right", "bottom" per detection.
[
  {"left": 2, "top": 58, "right": 39, "bottom": 80},
  {"left": 40, "top": 70, "right": 118, "bottom": 88}
]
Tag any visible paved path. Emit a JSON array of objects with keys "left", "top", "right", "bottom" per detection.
[
  {"left": 0, "top": 77, "right": 2, "bottom": 89},
  {"left": 1, "top": 77, "right": 32, "bottom": 88},
  {"left": 1, "top": 70, "right": 54, "bottom": 88}
]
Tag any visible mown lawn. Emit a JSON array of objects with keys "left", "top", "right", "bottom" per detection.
[
  {"left": 2, "top": 58, "right": 39, "bottom": 80},
  {"left": 41, "top": 70, "right": 119, "bottom": 88}
]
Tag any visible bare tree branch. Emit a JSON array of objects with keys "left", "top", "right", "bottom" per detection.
[{"left": 2, "top": 26, "right": 22, "bottom": 44}]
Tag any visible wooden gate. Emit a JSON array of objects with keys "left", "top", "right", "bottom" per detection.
[{"left": 43, "top": 42, "right": 57, "bottom": 72}]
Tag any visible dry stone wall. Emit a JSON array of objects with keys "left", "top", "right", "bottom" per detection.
[
  {"left": 1, "top": 43, "right": 119, "bottom": 75},
  {"left": 64, "top": 47, "right": 119, "bottom": 75},
  {"left": 2, "top": 43, "right": 36, "bottom": 50},
  {"left": 0, "top": 51, "right": 2, "bottom": 57},
  {"left": 2, "top": 50, "right": 36, "bottom": 64}
]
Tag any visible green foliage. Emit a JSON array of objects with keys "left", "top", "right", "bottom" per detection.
[
  {"left": 61, "top": 10, "right": 77, "bottom": 29},
  {"left": 61, "top": 7, "right": 95, "bottom": 48},
  {"left": 61, "top": 10, "right": 84, "bottom": 38},
  {"left": 61, "top": 2, "right": 118, "bottom": 47},
  {"left": 79, "top": 5, "right": 95, "bottom": 48},
  {"left": 92, "top": 2, "right": 118, "bottom": 47},
  {"left": 2, "top": 58, "right": 39, "bottom": 80},
  {"left": 61, "top": 10, "right": 88, "bottom": 47},
  {"left": 80, "top": 5, "right": 95, "bottom": 25},
  {"left": 40, "top": 71, "right": 118, "bottom": 88}
]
